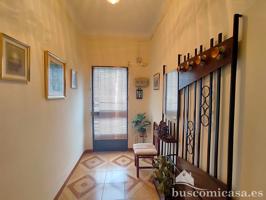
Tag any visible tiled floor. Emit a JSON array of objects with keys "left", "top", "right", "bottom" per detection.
[{"left": 57, "top": 151, "right": 159, "bottom": 200}]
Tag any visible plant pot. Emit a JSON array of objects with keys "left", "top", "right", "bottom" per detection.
[
  {"left": 139, "top": 132, "right": 146, "bottom": 137},
  {"left": 139, "top": 132, "right": 147, "bottom": 143},
  {"left": 153, "top": 178, "right": 173, "bottom": 200}
]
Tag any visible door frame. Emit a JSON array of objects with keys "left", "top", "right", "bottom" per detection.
[{"left": 91, "top": 66, "right": 128, "bottom": 151}]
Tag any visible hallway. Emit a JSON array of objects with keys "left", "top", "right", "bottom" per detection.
[{"left": 1, "top": 0, "right": 266, "bottom": 199}]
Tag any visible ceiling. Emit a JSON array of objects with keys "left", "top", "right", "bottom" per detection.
[{"left": 63, "top": 0, "right": 167, "bottom": 38}]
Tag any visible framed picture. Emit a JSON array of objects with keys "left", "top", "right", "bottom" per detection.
[
  {"left": 44, "top": 51, "right": 66, "bottom": 99},
  {"left": 70, "top": 69, "right": 77, "bottom": 89},
  {"left": 153, "top": 73, "right": 160, "bottom": 90},
  {"left": 0, "top": 33, "right": 30, "bottom": 82}
]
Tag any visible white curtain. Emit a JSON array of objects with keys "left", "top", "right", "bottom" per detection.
[
  {"left": 166, "top": 71, "right": 178, "bottom": 120},
  {"left": 93, "top": 67, "right": 128, "bottom": 140}
]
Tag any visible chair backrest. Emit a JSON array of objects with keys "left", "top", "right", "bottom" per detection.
[{"left": 153, "top": 122, "right": 160, "bottom": 155}]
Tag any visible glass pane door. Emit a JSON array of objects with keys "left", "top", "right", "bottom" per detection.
[{"left": 92, "top": 67, "right": 128, "bottom": 151}]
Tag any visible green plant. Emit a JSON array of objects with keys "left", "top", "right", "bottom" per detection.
[
  {"left": 132, "top": 113, "right": 151, "bottom": 134},
  {"left": 153, "top": 156, "right": 175, "bottom": 197}
]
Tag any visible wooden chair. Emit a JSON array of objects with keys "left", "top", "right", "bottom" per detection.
[{"left": 133, "top": 123, "right": 159, "bottom": 178}]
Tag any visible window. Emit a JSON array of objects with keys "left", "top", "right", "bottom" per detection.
[
  {"left": 93, "top": 67, "right": 128, "bottom": 141},
  {"left": 165, "top": 71, "right": 178, "bottom": 119}
]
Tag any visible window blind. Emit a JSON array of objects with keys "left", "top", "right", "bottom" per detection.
[
  {"left": 93, "top": 67, "right": 128, "bottom": 140},
  {"left": 165, "top": 71, "right": 178, "bottom": 119}
]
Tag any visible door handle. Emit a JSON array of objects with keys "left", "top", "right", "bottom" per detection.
[{"left": 92, "top": 112, "right": 100, "bottom": 116}]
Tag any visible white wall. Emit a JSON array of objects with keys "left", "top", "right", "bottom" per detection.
[
  {"left": 81, "top": 36, "right": 151, "bottom": 150},
  {"left": 0, "top": 0, "right": 85, "bottom": 199},
  {"left": 148, "top": 0, "right": 266, "bottom": 197}
]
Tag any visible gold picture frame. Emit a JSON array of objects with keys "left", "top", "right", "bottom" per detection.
[
  {"left": 70, "top": 69, "right": 77, "bottom": 89},
  {"left": 0, "top": 33, "right": 30, "bottom": 82},
  {"left": 44, "top": 51, "right": 66, "bottom": 99}
]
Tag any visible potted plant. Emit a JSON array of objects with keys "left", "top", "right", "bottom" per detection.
[
  {"left": 152, "top": 156, "right": 175, "bottom": 199},
  {"left": 132, "top": 113, "right": 151, "bottom": 142}
]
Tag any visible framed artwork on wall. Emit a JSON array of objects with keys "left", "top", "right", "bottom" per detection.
[
  {"left": 136, "top": 88, "right": 143, "bottom": 99},
  {"left": 44, "top": 51, "right": 66, "bottom": 99},
  {"left": 0, "top": 33, "right": 30, "bottom": 82},
  {"left": 70, "top": 69, "right": 77, "bottom": 89},
  {"left": 153, "top": 73, "right": 160, "bottom": 90}
]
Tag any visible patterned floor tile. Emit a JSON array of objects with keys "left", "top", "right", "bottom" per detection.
[
  {"left": 102, "top": 183, "right": 125, "bottom": 200},
  {"left": 112, "top": 154, "right": 134, "bottom": 167},
  {"left": 68, "top": 175, "right": 96, "bottom": 199},
  {"left": 81, "top": 155, "right": 105, "bottom": 169},
  {"left": 141, "top": 158, "right": 153, "bottom": 165},
  {"left": 57, "top": 151, "right": 158, "bottom": 200},
  {"left": 125, "top": 174, "right": 139, "bottom": 191},
  {"left": 105, "top": 170, "right": 127, "bottom": 183}
]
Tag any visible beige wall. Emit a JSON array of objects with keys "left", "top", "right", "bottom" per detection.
[
  {"left": 0, "top": 0, "right": 85, "bottom": 199},
  {"left": 148, "top": 0, "right": 266, "bottom": 196},
  {"left": 81, "top": 36, "right": 151, "bottom": 150},
  {"left": 0, "top": 1, "right": 152, "bottom": 199}
]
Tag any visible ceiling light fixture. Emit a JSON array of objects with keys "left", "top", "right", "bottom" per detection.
[{"left": 107, "top": 0, "right": 120, "bottom": 5}]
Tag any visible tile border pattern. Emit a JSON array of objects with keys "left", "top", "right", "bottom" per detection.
[
  {"left": 68, "top": 175, "right": 96, "bottom": 199},
  {"left": 112, "top": 154, "right": 134, "bottom": 167},
  {"left": 81, "top": 155, "right": 105, "bottom": 169}
]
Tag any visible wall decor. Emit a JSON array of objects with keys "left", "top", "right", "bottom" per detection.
[
  {"left": 136, "top": 88, "right": 143, "bottom": 99},
  {"left": 70, "top": 69, "right": 77, "bottom": 89},
  {"left": 153, "top": 73, "right": 160, "bottom": 90},
  {"left": 135, "top": 77, "right": 149, "bottom": 88},
  {"left": 44, "top": 51, "right": 66, "bottom": 99},
  {"left": 0, "top": 33, "right": 30, "bottom": 82}
]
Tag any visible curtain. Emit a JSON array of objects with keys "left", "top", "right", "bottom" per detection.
[{"left": 165, "top": 71, "right": 178, "bottom": 120}]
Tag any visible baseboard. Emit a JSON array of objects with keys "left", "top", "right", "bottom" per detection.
[
  {"left": 54, "top": 149, "right": 92, "bottom": 200},
  {"left": 84, "top": 149, "right": 93, "bottom": 154}
]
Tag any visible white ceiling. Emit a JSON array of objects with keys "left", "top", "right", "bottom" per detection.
[{"left": 63, "top": 0, "right": 166, "bottom": 38}]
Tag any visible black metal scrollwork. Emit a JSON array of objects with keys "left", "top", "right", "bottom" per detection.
[
  {"left": 187, "top": 121, "right": 194, "bottom": 154},
  {"left": 201, "top": 86, "right": 210, "bottom": 127}
]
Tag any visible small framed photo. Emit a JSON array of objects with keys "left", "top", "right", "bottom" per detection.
[
  {"left": 136, "top": 88, "right": 143, "bottom": 99},
  {"left": 153, "top": 73, "right": 160, "bottom": 90},
  {"left": 44, "top": 51, "right": 66, "bottom": 99},
  {"left": 70, "top": 69, "right": 77, "bottom": 89},
  {"left": 0, "top": 33, "right": 30, "bottom": 82}
]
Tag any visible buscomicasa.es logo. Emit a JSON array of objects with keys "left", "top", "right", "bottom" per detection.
[{"left": 172, "top": 170, "right": 264, "bottom": 198}]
